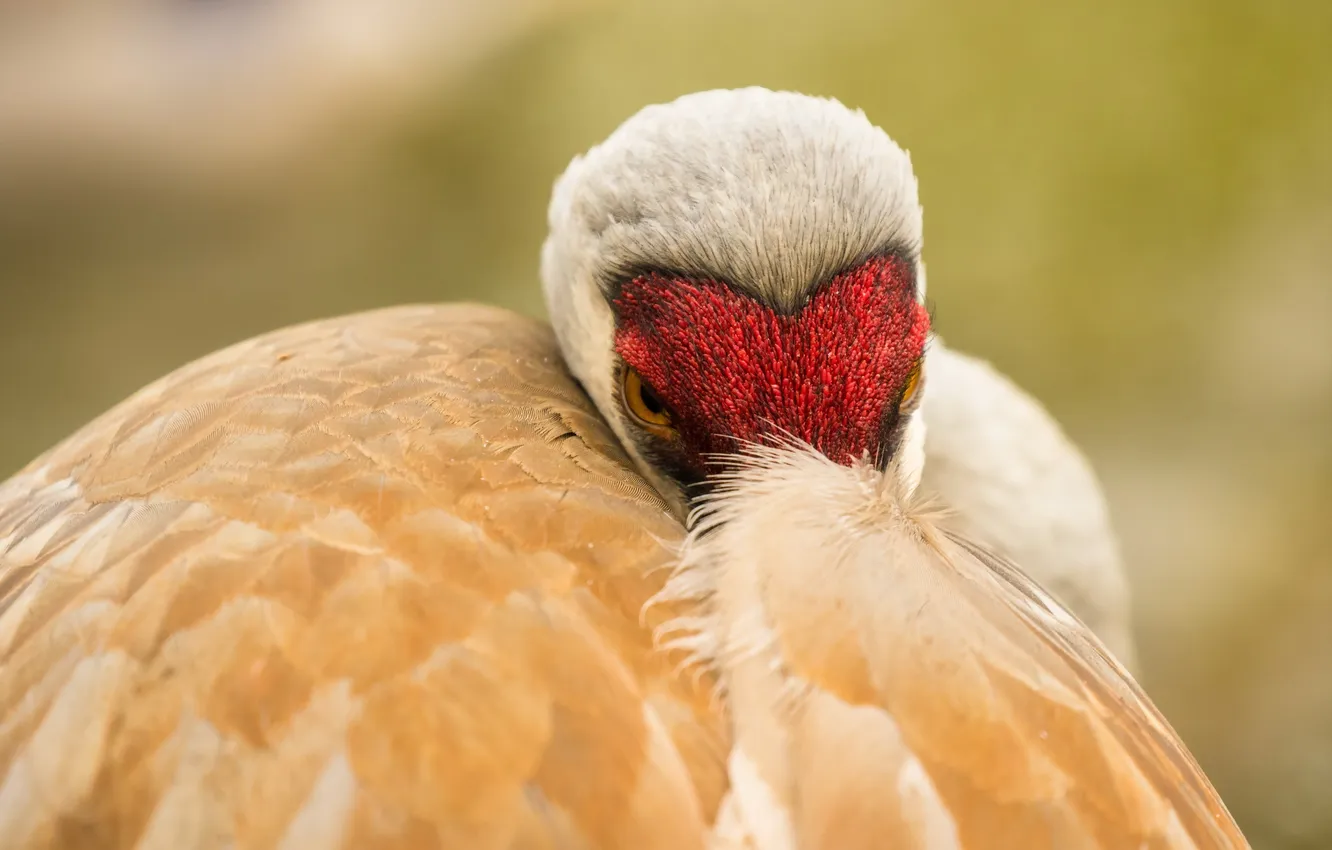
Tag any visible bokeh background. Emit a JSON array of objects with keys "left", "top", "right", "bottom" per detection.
[{"left": 1, "top": 0, "right": 1329, "bottom": 845}]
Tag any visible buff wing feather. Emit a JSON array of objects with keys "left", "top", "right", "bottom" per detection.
[
  {"left": 0, "top": 305, "right": 726, "bottom": 850},
  {"left": 673, "top": 447, "right": 1246, "bottom": 850}
]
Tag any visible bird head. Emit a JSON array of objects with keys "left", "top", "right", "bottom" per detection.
[{"left": 542, "top": 88, "right": 931, "bottom": 514}]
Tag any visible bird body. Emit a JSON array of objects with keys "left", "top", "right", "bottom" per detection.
[{"left": 0, "top": 89, "right": 1242, "bottom": 848}]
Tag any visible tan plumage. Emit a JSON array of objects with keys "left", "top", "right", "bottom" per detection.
[
  {"left": 0, "top": 305, "right": 725, "bottom": 849},
  {"left": 0, "top": 88, "right": 1246, "bottom": 849},
  {"left": 663, "top": 446, "right": 1242, "bottom": 849}
]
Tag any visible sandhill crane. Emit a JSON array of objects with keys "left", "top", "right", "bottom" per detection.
[{"left": 0, "top": 88, "right": 1242, "bottom": 849}]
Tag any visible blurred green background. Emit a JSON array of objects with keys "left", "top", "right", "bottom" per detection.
[{"left": 1, "top": 0, "right": 1329, "bottom": 846}]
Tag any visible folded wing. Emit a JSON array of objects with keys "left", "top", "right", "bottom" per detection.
[
  {"left": 678, "top": 447, "right": 1246, "bottom": 850},
  {"left": 0, "top": 305, "right": 725, "bottom": 850}
]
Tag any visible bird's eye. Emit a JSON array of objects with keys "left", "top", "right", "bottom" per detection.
[
  {"left": 899, "top": 360, "right": 923, "bottom": 410},
  {"left": 623, "top": 367, "right": 676, "bottom": 438}
]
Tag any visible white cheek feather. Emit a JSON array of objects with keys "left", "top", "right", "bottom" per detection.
[{"left": 895, "top": 413, "right": 928, "bottom": 498}]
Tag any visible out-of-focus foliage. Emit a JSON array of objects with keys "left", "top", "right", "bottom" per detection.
[{"left": 0, "top": 0, "right": 1328, "bottom": 847}]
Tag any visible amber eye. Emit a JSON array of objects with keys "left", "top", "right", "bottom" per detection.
[
  {"left": 623, "top": 367, "right": 676, "bottom": 438},
  {"left": 899, "top": 360, "right": 923, "bottom": 409}
]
